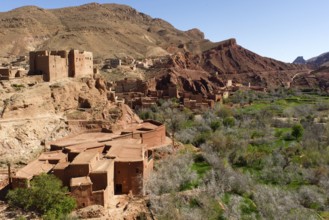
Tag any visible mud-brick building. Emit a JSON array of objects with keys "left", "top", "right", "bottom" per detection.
[
  {"left": 0, "top": 67, "right": 27, "bottom": 80},
  {"left": 11, "top": 150, "right": 67, "bottom": 188},
  {"left": 29, "top": 49, "right": 93, "bottom": 82},
  {"left": 11, "top": 120, "right": 171, "bottom": 208}
]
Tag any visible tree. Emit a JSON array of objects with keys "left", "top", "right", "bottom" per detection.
[
  {"left": 291, "top": 123, "right": 304, "bottom": 141},
  {"left": 7, "top": 174, "right": 76, "bottom": 219},
  {"left": 160, "top": 101, "right": 186, "bottom": 147}
]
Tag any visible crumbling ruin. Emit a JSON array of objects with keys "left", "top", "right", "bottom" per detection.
[
  {"left": 0, "top": 67, "right": 27, "bottom": 80},
  {"left": 29, "top": 49, "right": 93, "bottom": 82}
]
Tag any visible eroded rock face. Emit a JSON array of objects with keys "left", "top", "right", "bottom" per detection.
[
  {"left": 146, "top": 40, "right": 309, "bottom": 94},
  {"left": 0, "top": 76, "right": 141, "bottom": 164}
]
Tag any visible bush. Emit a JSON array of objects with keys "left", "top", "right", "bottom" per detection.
[
  {"left": 223, "top": 117, "right": 235, "bottom": 127},
  {"left": 210, "top": 120, "right": 222, "bottom": 131},
  {"left": 7, "top": 174, "right": 76, "bottom": 219},
  {"left": 291, "top": 124, "right": 304, "bottom": 141}
]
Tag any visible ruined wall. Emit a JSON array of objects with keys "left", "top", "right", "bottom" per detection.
[
  {"left": 29, "top": 50, "right": 93, "bottom": 81},
  {"left": 0, "top": 68, "right": 11, "bottom": 80},
  {"left": 115, "top": 79, "right": 148, "bottom": 94},
  {"left": 68, "top": 50, "right": 93, "bottom": 78},
  {"left": 114, "top": 161, "right": 143, "bottom": 195}
]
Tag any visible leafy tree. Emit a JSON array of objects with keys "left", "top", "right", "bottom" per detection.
[
  {"left": 7, "top": 174, "right": 76, "bottom": 219},
  {"left": 291, "top": 123, "right": 304, "bottom": 141}
]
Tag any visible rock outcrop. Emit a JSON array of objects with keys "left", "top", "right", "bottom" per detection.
[
  {"left": 293, "top": 56, "right": 306, "bottom": 64},
  {"left": 146, "top": 39, "right": 309, "bottom": 94},
  {"left": 0, "top": 76, "right": 140, "bottom": 164}
]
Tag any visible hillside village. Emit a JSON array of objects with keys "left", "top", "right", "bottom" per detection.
[
  {"left": 0, "top": 47, "right": 274, "bottom": 217},
  {"left": 0, "top": 49, "right": 171, "bottom": 211},
  {"left": 0, "top": 3, "right": 329, "bottom": 220}
]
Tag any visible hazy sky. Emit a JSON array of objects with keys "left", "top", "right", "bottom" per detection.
[{"left": 1, "top": 0, "right": 328, "bottom": 62}]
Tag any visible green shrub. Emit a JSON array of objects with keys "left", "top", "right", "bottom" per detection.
[
  {"left": 223, "top": 117, "right": 236, "bottom": 127},
  {"left": 291, "top": 124, "right": 304, "bottom": 141},
  {"left": 240, "top": 197, "right": 258, "bottom": 215},
  {"left": 192, "top": 131, "right": 211, "bottom": 147},
  {"left": 210, "top": 120, "right": 222, "bottom": 131},
  {"left": 7, "top": 174, "right": 76, "bottom": 219}
]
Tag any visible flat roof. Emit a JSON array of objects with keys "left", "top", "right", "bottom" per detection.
[
  {"left": 91, "top": 160, "right": 114, "bottom": 173},
  {"left": 65, "top": 141, "right": 105, "bottom": 153},
  {"left": 71, "top": 151, "right": 99, "bottom": 165},
  {"left": 70, "top": 176, "right": 92, "bottom": 187},
  {"left": 105, "top": 139, "right": 145, "bottom": 162},
  {"left": 120, "top": 122, "right": 159, "bottom": 134},
  {"left": 49, "top": 132, "right": 121, "bottom": 148},
  {"left": 38, "top": 150, "right": 67, "bottom": 161},
  {"left": 14, "top": 160, "right": 54, "bottom": 179},
  {"left": 49, "top": 121, "right": 163, "bottom": 149},
  {"left": 53, "top": 162, "right": 70, "bottom": 170}
]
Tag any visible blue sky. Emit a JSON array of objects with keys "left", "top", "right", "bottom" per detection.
[{"left": 1, "top": 0, "right": 328, "bottom": 62}]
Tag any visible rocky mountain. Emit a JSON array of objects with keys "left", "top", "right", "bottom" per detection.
[
  {"left": 293, "top": 52, "right": 329, "bottom": 69},
  {"left": 146, "top": 39, "right": 309, "bottom": 95},
  {"left": 307, "top": 52, "right": 329, "bottom": 68},
  {"left": 0, "top": 3, "right": 216, "bottom": 58},
  {"left": 293, "top": 56, "right": 306, "bottom": 64}
]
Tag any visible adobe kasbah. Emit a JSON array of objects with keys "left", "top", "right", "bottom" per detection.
[{"left": 8, "top": 49, "right": 171, "bottom": 208}]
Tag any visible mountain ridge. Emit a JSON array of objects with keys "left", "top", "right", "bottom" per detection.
[
  {"left": 0, "top": 3, "right": 217, "bottom": 58},
  {"left": 293, "top": 52, "right": 329, "bottom": 68}
]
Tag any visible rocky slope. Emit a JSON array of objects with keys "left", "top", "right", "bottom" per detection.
[
  {"left": 0, "top": 3, "right": 216, "bottom": 58},
  {"left": 0, "top": 76, "right": 140, "bottom": 164},
  {"left": 307, "top": 52, "right": 329, "bottom": 68},
  {"left": 292, "top": 66, "right": 329, "bottom": 92},
  {"left": 146, "top": 39, "right": 309, "bottom": 95}
]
